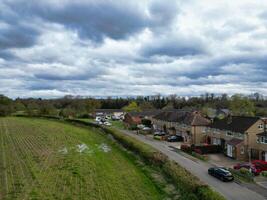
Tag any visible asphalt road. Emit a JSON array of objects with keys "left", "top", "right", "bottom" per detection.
[{"left": 120, "top": 129, "right": 266, "bottom": 200}]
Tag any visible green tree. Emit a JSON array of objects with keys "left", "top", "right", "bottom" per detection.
[
  {"left": 59, "top": 106, "right": 76, "bottom": 118},
  {"left": 39, "top": 102, "right": 58, "bottom": 116},
  {"left": 230, "top": 95, "right": 255, "bottom": 116},
  {"left": 0, "top": 95, "right": 12, "bottom": 116},
  {"left": 85, "top": 99, "right": 101, "bottom": 113},
  {"left": 26, "top": 102, "right": 40, "bottom": 116},
  {"left": 139, "top": 101, "right": 154, "bottom": 111},
  {"left": 123, "top": 101, "right": 141, "bottom": 112}
]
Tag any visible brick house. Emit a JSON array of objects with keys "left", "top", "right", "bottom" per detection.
[
  {"left": 205, "top": 116, "right": 265, "bottom": 161},
  {"left": 152, "top": 110, "right": 210, "bottom": 144},
  {"left": 123, "top": 110, "right": 162, "bottom": 128},
  {"left": 252, "top": 118, "right": 267, "bottom": 161}
]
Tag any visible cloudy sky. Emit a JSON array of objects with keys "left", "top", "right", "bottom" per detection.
[{"left": 1, "top": 0, "right": 267, "bottom": 98}]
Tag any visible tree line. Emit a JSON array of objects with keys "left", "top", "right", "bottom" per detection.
[{"left": 0, "top": 93, "right": 267, "bottom": 117}]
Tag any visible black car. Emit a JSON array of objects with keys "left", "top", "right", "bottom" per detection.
[
  {"left": 154, "top": 131, "right": 166, "bottom": 136},
  {"left": 167, "top": 135, "right": 184, "bottom": 142},
  {"left": 208, "top": 167, "right": 234, "bottom": 182}
]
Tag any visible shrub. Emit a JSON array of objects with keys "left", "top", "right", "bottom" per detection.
[
  {"left": 197, "top": 186, "right": 226, "bottom": 200},
  {"left": 229, "top": 168, "right": 254, "bottom": 182},
  {"left": 193, "top": 145, "right": 221, "bottom": 154},
  {"left": 192, "top": 152, "right": 208, "bottom": 161},
  {"left": 240, "top": 167, "right": 251, "bottom": 176},
  {"left": 181, "top": 144, "right": 192, "bottom": 153},
  {"left": 261, "top": 171, "right": 267, "bottom": 177},
  {"left": 59, "top": 118, "right": 225, "bottom": 200}
]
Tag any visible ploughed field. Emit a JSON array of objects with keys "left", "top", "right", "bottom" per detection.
[{"left": 0, "top": 117, "right": 163, "bottom": 200}]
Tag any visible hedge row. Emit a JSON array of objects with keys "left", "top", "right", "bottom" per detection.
[{"left": 65, "top": 119, "right": 225, "bottom": 200}]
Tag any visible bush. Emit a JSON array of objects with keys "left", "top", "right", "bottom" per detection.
[
  {"left": 129, "top": 125, "right": 138, "bottom": 130},
  {"left": 261, "top": 171, "right": 267, "bottom": 177},
  {"left": 181, "top": 144, "right": 192, "bottom": 153},
  {"left": 229, "top": 168, "right": 254, "bottom": 182},
  {"left": 191, "top": 152, "right": 208, "bottom": 161},
  {"left": 53, "top": 118, "right": 225, "bottom": 200},
  {"left": 240, "top": 168, "right": 251, "bottom": 176},
  {"left": 141, "top": 119, "right": 152, "bottom": 127},
  {"left": 197, "top": 186, "right": 226, "bottom": 200},
  {"left": 193, "top": 145, "right": 221, "bottom": 154}
]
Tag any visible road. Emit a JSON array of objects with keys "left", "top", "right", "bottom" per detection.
[{"left": 119, "top": 129, "right": 266, "bottom": 200}]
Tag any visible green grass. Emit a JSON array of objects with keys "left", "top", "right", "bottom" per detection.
[
  {"left": 111, "top": 120, "right": 125, "bottom": 129},
  {"left": 76, "top": 118, "right": 95, "bottom": 123},
  {"left": 0, "top": 117, "right": 165, "bottom": 200}
]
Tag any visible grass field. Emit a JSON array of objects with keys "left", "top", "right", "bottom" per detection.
[{"left": 0, "top": 117, "right": 165, "bottom": 200}]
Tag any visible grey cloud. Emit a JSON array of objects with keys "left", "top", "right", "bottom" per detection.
[
  {"left": 0, "top": 24, "right": 39, "bottom": 49},
  {"left": 4, "top": 0, "right": 179, "bottom": 43},
  {"left": 141, "top": 36, "right": 206, "bottom": 57}
]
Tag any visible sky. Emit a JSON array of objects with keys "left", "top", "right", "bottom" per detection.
[{"left": 1, "top": 0, "right": 267, "bottom": 98}]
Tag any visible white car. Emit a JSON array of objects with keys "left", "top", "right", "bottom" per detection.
[
  {"left": 104, "top": 122, "right": 112, "bottom": 126},
  {"left": 142, "top": 127, "right": 151, "bottom": 131}
]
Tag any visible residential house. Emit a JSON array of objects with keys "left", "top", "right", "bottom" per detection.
[
  {"left": 205, "top": 116, "right": 265, "bottom": 161},
  {"left": 152, "top": 110, "right": 210, "bottom": 144},
  {"left": 254, "top": 118, "right": 267, "bottom": 161},
  {"left": 93, "top": 109, "right": 125, "bottom": 119},
  {"left": 123, "top": 110, "right": 162, "bottom": 128}
]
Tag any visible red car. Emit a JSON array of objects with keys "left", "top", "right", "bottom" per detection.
[
  {"left": 252, "top": 160, "right": 267, "bottom": 172},
  {"left": 233, "top": 163, "right": 261, "bottom": 175}
]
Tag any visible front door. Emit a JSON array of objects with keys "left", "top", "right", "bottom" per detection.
[
  {"left": 227, "top": 144, "right": 233, "bottom": 157},
  {"left": 264, "top": 152, "right": 267, "bottom": 161}
]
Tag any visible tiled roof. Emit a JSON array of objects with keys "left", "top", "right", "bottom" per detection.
[
  {"left": 210, "top": 116, "right": 260, "bottom": 133},
  {"left": 257, "top": 132, "right": 267, "bottom": 137},
  {"left": 153, "top": 110, "right": 210, "bottom": 126},
  {"left": 129, "top": 110, "right": 162, "bottom": 117},
  {"left": 95, "top": 109, "right": 124, "bottom": 113},
  {"left": 227, "top": 138, "right": 243, "bottom": 146}
]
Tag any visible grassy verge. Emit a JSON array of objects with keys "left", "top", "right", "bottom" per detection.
[
  {"left": 111, "top": 120, "right": 125, "bottom": 129},
  {"left": 228, "top": 169, "right": 254, "bottom": 183},
  {"left": 65, "top": 119, "right": 225, "bottom": 200}
]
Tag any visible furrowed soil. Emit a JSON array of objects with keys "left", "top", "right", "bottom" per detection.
[{"left": 0, "top": 117, "right": 166, "bottom": 200}]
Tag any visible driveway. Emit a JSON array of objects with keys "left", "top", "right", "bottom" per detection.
[
  {"left": 207, "top": 153, "right": 240, "bottom": 168},
  {"left": 120, "top": 130, "right": 266, "bottom": 200}
]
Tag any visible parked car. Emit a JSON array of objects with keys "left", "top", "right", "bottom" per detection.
[
  {"left": 97, "top": 121, "right": 103, "bottom": 125},
  {"left": 137, "top": 124, "right": 145, "bottom": 129},
  {"left": 252, "top": 160, "right": 267, "bottom": 172},
  {"left": 233, "top": 163, "right": 260, "bottom": 175},
  {"left": 154, "top": 131, "right": 166, "bottom": 136},
  {"left": 167, "top": 135, "right": 183, "bottom": 142},
  {"left": 142, "top": 127, "right": 151, "bottom": 131},
  {"left": 104, "top": 121, "right": 112, "bottom": 126},
  {"left": 208, "top": 167, "right": 234, "bottom": 182}
]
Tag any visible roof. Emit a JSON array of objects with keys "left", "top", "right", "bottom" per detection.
[
  {"left": 226, "top": 138, "right": 243, "bottom": 146},
  {"left": 129, "top": 110, "right": 162, "bottom": 118},
  {"left": 153, "top": 110, "right": 210, "bottom": 126},
  {"left": 95, "top": 109, "right": 124, "bottom": 113},
  {"left": 257, "top": 132, "right": 267, "bottom": 137},
  {"left": 210, "top": 116, "right": 260, "bottom": 133}
]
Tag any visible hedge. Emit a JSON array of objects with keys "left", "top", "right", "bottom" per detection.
[
  {"left": 18, "top": 117, "right": 225, "bottom": 200},
  {"left": 64, "top": 119, "right": 225, "bottom": 200}
]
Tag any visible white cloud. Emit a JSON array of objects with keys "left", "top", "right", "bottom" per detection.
[{"left": 1, "top": 0, "right": 267, "bottom": 98}]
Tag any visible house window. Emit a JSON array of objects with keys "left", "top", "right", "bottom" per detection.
[
  {"left": 202, "top": 127, "right": 206, "bottom": 133},
  {"left": 212, "top": 138, "right": 221, "bottom": 145},
  {"left": 258, "top": 124, "right": 264, "bottom": 130},
  {"left": 240, "top": 146, "right": 245, "bottom": 154},
  {"left": 259, "top": 136, "right": 267, "bottom": 144}
]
